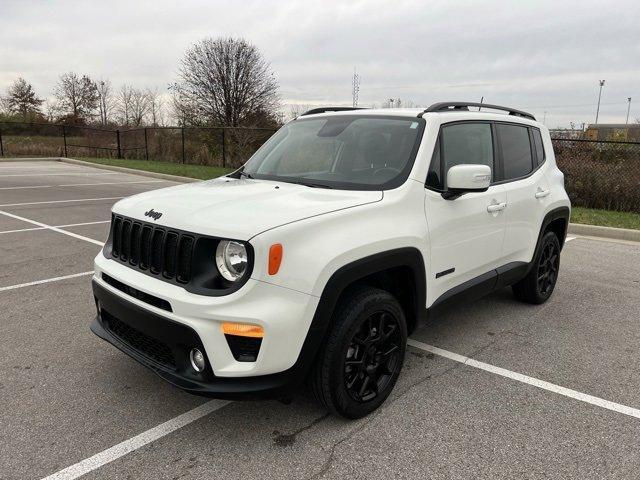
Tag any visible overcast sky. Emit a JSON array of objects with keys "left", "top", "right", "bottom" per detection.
[{"left": 1, "top": 0, "right": 639, "bottom": 127}]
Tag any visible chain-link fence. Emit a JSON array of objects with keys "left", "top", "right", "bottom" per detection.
[
  {"left": 552, "top": 139, "right": 640, "bottom": 213},
  {"left": 1, "top": 122, "right": 639, "bottom": 213},
  {"left": 0, "top": 121, "right": 277, "bottom": 169}
]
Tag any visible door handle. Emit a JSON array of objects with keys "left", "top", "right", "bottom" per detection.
[
  {"left": 535, "top": 189, "right": 550, "bottom": 199},
  {"left": 487, "top": 202, "right": 507, "bottom": 213}
]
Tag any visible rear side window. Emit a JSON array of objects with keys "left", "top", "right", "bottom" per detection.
[
  {"left": 532, "top": 129, "right": 545, "bottom": 165},
  {"left": 497, "top": 124, "right": 533, "bottom": 180}
]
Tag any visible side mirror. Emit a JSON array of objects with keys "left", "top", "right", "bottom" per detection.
[{"left": 443, "top": 164, "right": 492, "bottom": 200}]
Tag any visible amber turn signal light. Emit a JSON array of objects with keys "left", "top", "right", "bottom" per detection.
[
  {"left": 221, "top": 322, "right": 264, "bottom": 338},
  {"left": 268, "top": 243, "right": 283, "bottom": 275}
]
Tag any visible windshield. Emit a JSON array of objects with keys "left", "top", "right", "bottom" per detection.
[{"left": 241, "top": 115, "right": 425, "bottom": 190}]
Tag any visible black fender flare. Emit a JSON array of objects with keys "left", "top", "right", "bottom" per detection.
[
  {"left": 524, "top": 206, "right": 570, "bottom": 276},
  {"left": 536, "top": 206, "right": 570, "bottom": 250},
  {"left": 288, "top": 247, "right": 427, "bottom": 382}
]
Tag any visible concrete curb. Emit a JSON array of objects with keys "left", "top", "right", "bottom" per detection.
[
  {"left": 0, "top": 156, "right": 200, "bottom": 183},
  {"left": 60, "top": 158, "right": 201, "bottom": 183},
  {"left": 568, "top": 223, "right": 640, "bottom": 243}
]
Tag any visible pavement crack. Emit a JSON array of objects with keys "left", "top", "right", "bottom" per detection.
[{"left": 272, "top": 412, "right": 330, "bottom": 447}]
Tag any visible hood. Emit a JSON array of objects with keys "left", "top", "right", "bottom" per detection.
[{"left": 112, "top": 177, "right": 383, "bottom": 240}]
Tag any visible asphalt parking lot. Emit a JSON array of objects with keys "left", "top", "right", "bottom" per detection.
[{"left": 1, "top": 160, "right": 640, "bottom": 480}]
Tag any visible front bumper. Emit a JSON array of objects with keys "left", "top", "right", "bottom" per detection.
[{"left": 92, "top": 279, "right": 317, "bottom": 399}]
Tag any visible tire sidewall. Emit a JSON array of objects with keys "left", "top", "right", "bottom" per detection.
[
  {"left": 326, "top": 290, "right": 407, "bottom": 419},
  {"left": 534, "top": 231, "right": 561, "bottom": 302}
]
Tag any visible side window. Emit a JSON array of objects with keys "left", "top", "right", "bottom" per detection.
[
  {"left": 439, "top": 123, "right": 493, "bottom": 189},
  {"left": 497, "top": 124, "right": 533, "bottom": 180},
  {"left": 532, "top": 129, "right": 545, "bottom": 166}
]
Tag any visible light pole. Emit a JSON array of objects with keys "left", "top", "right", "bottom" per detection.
[
  {"left": 595, "top": 80, "right": 605, "bottom": 124},
  {"left": 626, "top": 97, "right": 632, "bottom": 124}
]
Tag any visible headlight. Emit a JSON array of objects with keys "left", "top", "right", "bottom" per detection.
[{"left": 215, "top": 240, "right": 248, "bottom": 282}]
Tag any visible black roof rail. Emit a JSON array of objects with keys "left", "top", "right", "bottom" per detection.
[
  {"left": 418, "top": 102, "right": 536, "bottom": 121},
  {"left": 300, "top": 107, "right": 366, "bottom": 116}
]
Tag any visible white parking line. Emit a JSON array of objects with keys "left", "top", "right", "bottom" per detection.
[
  {"left": 0, "top": 196, "right": 124, "bottom": 208},
  {"left": 408, "top": 339, "right": 640, "bottom": 419},
  {"left": 0, "top": 220, "right": 110, "bottom": 235},
  {"left": 0, "top": 271, "right": 94, "bottom": 292},
  {"left": 565, "top": 236, "right": 576, "bottom": 242},
  {"left": 0, "top": 185, "right": 53, "bottom": 190},
  {"left": 40, "top": 400, "right": 230, "bottom": 480},
  {"left": 1, "top": 172, "right": 123, "bottom": 177},
  {"left": 0, "top": 210, "right": 105, "bottom": 246},
  {"left": 0, "top": 180, "right": 166, "bottom": 190},
  {"left": 59, "top": 180, "right": 168, "bottom": 187}
]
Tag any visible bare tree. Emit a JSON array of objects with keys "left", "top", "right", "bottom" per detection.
[
  {"left": 116, "top": 85, "right": 150, "bottom": 126},
  {"left": 174, "top": 37, "right": 279, "bottom": 126},
  {"left": 4, "top": 77, "right": 44, "bottom": 120},
  {"left": 146, "top": 87, "right": 165, "bottom": 126},
  {"left": 53, "top": 72, "right": 99, "bottom": 124},
  {"left": 97, "top": 79, "right": 115, "bottom": 126},
  {"left": 169, "top": 86, "right": 199, "bottom": 126},
  {"left": 130, "top": 88, "right": 150, "bottom": 126},
  {"left": 116, "top": 85, "right": 133, "bottom": 126}
]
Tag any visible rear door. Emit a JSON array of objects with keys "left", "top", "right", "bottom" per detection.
[
  {"left": 496, "top": 124, "right": 550, "bottom": 264},
  {"left": 424, "top": 122, "right": 507, "bottom": 304}
]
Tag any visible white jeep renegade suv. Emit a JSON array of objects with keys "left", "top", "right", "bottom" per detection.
[{"left": 91, "top": 102, "right": 570, "bottom": 418}]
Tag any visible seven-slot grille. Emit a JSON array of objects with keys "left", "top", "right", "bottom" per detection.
[{"left": 110, "top": 215, "right": 194, "bottom": 283}]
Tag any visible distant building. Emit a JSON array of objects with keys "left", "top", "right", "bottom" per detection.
[
  {"left": 549, "top": 128, "right": 584, "bottom": 140},
  {"left": 585, "top": 124, "right": 640, "bottom": 142}
]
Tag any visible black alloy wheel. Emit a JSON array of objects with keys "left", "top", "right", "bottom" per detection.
[
  {"left": 344, "top": 311, "right": 402, "bottom": 403},
  {"left": 537, "top": 240, "right": 559, "bottom": 296}
]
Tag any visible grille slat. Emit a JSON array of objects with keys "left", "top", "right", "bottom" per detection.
[
  {"left": 140, "top": 225, "right": 152, "bottom": 269},
  {"left": 150, "top": 229, "right": 165, "bottom": 274},
  {"left": 112, "top": 217, "right": 122, "bottom": 257},
  {"left": 109, "top": 215, "right": 197, "bottom": 285},
  {"left": 129, "top": 223, "right": 141, "bottom": 265},
  {"left": 176, "top": 236, "right": 194, "bottom": 283},
  {"left": 120, "top": 220, "right": 131, "bottom": 261},
  {"left": 163, "top": 232, "right": 179, "bottom": 278}
]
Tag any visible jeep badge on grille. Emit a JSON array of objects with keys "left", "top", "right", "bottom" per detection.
[{"left": 144, "top": 209, "right": 163, "bottom": 221}]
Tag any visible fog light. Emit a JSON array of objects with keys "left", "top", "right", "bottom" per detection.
[{"left": 189, "top": 348, "right": 206, "bottom": 372}]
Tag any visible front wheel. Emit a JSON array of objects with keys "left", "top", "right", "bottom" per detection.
[
  {"left": 310, "top": 287, "right": 407, "bottom": 419},
  {"left": 512, "top": 231, "right": 561, "bottom": 304}
]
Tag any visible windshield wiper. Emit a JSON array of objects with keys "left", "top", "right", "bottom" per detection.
[
  {"left": 239, "top": 170, "right": 254, "bottom": 179},
  {"left": 288, "top": 179, "right": 333, "bottom": 189}
]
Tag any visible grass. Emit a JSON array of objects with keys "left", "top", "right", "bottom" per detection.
[
  {"left": 571, "top": 207, "right": 640, "bottom": 230},
  {"left": 76, "top": 157, "right": 234, "bottom": 180}
]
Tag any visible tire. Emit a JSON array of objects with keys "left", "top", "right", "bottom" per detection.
[
  {"left": 512, "top": 231, "right": 561, "bottom": 304},
  {"left": 310, "top": 287, "right": 407, "bottom": 419}
]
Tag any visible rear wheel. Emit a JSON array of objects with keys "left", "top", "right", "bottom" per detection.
[
  {"left": 512, "top": 231, "right": 561, "bottom": 304},
  {"left": 310, "top": 287, "right": 407, "bottom": 419}
]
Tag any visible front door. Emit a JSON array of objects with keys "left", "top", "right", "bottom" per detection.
[{"left": 424, "top": 122, "right": 507, "bottom": 305}]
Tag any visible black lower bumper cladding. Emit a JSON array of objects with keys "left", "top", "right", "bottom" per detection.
[{"left": 90, "top": 280, "right": 304, "bottom": 399}]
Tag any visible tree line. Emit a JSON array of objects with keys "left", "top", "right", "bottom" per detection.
[{"left": 0, "top": 37, "right": 280, "bottom": 129}]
